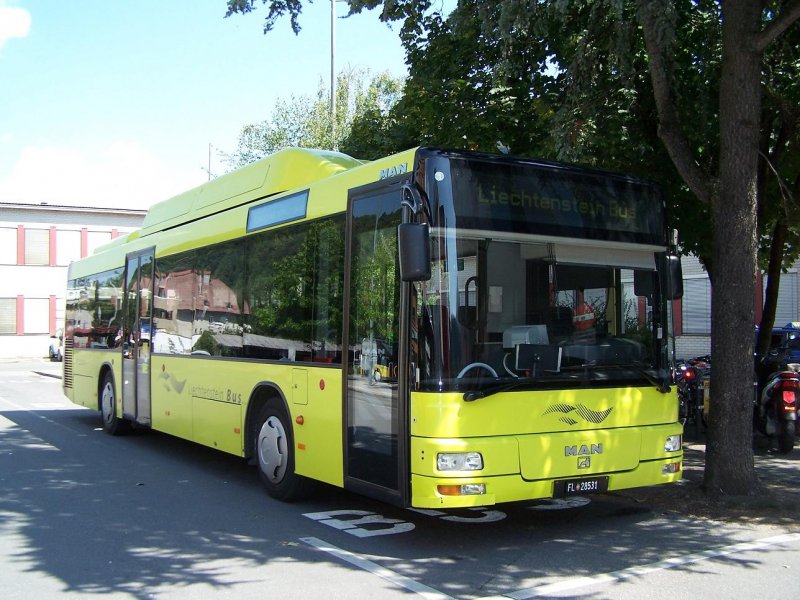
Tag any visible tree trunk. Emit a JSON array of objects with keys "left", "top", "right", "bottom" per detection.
[
  {"left": 755, "top": 219, "right": 787, "bottom": 358},
  {"left": 703, "top": 1, "right": 762, "bottom": 497}
]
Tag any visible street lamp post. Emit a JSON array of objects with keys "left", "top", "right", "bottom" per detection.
[{"left": 330, "top": 0, "right": 337, "bottom": 150}]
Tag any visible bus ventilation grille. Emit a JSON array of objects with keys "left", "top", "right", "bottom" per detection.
[{"left": 63, "top": 339, "right": 73, "bottom": 389}]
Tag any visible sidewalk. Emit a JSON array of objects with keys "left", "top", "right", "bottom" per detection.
[
  {"left": 616, "top": 439, "right": 800, "bottom": 527},
  {"left": 0, "top": 357, "right": 63, "bottom": 379}
]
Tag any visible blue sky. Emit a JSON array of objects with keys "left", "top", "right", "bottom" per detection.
[{"left": 0, "top": 1, "right": 418, "bottom": 208}]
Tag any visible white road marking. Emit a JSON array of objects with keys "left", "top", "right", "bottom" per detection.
[
  {"left": 501, "top": 532, "right": 800, "bottom": 599},
  {"left": 301, "top": 536, "right": 454, "bottom": 599},
  {"left": 302, "top": 530, "right": 800, "bottom": 599}
]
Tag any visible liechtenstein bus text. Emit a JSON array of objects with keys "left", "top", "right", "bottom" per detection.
[{"left": 63, "top": 147, "right": 683, "bottom": 508}]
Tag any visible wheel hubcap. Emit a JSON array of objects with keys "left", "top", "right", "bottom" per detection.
[
  {"left": 258, "top": 416, "right": 287, "bottom": 483},
  {"left": 101, "top": 383, "right": 114, "bottom": 425}
]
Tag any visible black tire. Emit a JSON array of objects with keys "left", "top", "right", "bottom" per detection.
[
  {"left": 777, "top": 420, "right": 796, "bottom": 454},
  {"left": 253, "top": 400, "right": 312, "bottom": 502},
  {"left": 678, "top": 391, "right": 689, "bottom": 424},
  {"left": 100, "top": 372, "right": 130, "bottom": 436}
]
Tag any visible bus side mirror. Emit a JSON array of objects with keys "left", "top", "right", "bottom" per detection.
[
  {"left": 398, "top": 223, "right": 431, "bottom": 282},
  {"left": 666, "top": 254, "right": 683, "bottom": 300}
]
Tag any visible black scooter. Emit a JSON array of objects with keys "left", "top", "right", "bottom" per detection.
[{"left": 755, "top": 349, "right": 799, "bottom": 454}]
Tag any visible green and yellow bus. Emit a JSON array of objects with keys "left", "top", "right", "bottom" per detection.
[{"left": 63, "top": 146, "right": 684, "bottom": 508}]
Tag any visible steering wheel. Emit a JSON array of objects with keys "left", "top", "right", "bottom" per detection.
[{"left": 457, "top": 362, "right": 499, "bottom": 379}]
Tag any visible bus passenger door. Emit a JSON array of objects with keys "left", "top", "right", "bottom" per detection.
[
  {"left": 345, "top": 181, "right": 407, "bottom": 505},
  {"left": 122, "top": 249, "right": 154, "bottom": 426}
]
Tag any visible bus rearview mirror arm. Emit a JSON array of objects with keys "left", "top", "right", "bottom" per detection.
[{"left": 398, "top": 182, "right": 432, "bottom": 282}]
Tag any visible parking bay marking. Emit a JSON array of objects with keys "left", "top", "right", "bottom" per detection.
[{"left": 301, "top": 536, "right": 454, "bottom": 599}]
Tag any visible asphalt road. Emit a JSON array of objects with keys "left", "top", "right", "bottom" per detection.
[{"left": 1, "top": 358, "right": 799, "bottom": 599}]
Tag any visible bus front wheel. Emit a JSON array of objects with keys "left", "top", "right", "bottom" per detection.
[{"left": 254, "top": 401, "right": 312, "bottom": 502}]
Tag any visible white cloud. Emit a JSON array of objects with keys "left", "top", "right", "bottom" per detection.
[
  {"left": 0, "top": 6, "right": 31, "bottom": 50},
  {"left": 0, "top": 142, "right": 204, "bottom": 209}
]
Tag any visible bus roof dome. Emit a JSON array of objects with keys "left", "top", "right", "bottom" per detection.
[{"left": 140, "top": 148, "right": 362, "bottom": 236}]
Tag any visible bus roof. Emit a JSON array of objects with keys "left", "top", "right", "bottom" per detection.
[{"left": 140, "top": 148, "right": 362, "bottom": 237}]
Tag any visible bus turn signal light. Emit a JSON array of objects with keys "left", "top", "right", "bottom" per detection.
[
  {"left": 437, "top": 484, "right": 486, "bottom": 496},
  {"left": 662, "top": 462, "right": 681, "bottom": 475}
]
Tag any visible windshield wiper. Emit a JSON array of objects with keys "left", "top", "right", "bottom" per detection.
[
  {"left": 603, "top": 364, "right": 671, "bottom": 393},
  {"left": 462, "top": 365, "right": 670, "bottom": 401}
]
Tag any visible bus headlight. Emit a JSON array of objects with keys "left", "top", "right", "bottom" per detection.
[
  {"left": 437, "top": 452, "right": 484, "bottom": 471},
  {"left": 664, "top": 435, "right": 682, "bottom": 452}
]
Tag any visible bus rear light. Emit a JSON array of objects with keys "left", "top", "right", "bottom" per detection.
[
  {"left": 437, "top": 452, "right": 483, "bottom": 471},
  {"left": 662, "top": 462, "right": 681, "bottom": 475},
  {"left": 437, "top": 483, "right": 486, "bottom": 496}
]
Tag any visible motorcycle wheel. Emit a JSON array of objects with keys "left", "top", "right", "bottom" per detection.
[{"left": 777, "top": 420, "right": 796, "bottom": 454}]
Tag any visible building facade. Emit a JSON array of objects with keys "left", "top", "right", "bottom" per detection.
[
  {"left": 0, "top": 202, "right": 145, "bottom": 359},
  {"left": 674, "top": 254, "right": 800, "bottom": 360}
]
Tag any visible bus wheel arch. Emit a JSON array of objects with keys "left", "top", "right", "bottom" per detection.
[{"left": 246, "top": 385, "right": 312, "bottom": 502}]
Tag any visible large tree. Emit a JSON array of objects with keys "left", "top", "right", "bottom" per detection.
[
  {"left": 228, "top": 0, "right": 800, "bottom": 497},
  {"left": 635, "top": 1, "right": 800, "bottom": 495}
]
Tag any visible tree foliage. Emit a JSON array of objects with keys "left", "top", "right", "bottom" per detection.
[
  {"left": 390, "top": 0, "right": 557, "bottom": 155},
  {"left": 225, "top": 67, "right": 404, "bottom": 169},
  {"left": 340, "top": 71, "right": 407, "bottom": 159}
]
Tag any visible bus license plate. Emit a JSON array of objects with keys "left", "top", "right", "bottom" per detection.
[{"left": 553, "top": 476, "right": 609, "bottom": 497}]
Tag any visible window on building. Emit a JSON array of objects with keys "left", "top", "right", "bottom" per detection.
[
  {"left": 25, "top": 228, "right": 49, "bottom": 265},
  {"left": 0, "top": 299, "right": 16, "bottom": 334},
  {"left": 87, "top": 231, "right": 112, "bottom": 256},
  {"left": 0, "top": 228, "right": 16, "bottom": 264},
  {"left": 23, "top": 298, "right": 49, "bottom": 334},
  {"left": 57, "top": 230, "right": 82, "bottom": 265},
  {"left": 766, "top": 272, "right": 798, "bottom": 326},
  {"left": 682, "top": 277, "right": 712, "bottom": 334}
]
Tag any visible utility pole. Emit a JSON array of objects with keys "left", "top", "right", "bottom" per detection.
[{"left": 330, "top": 0, "right": 337, "bottom": 150}]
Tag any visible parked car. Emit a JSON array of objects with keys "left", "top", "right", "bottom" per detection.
[
  {"left": 48, "top": 329, "right": 63, "bottom": 362},
  {"left": 768, "top": 322, "right": 800, "bottom": 363}
]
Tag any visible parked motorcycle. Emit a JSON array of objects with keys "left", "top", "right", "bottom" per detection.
[
  {"left": 755, "top": 349, "right": 799, "bottom": 454},
  {"left": 676, "top": 355, "right": 710, "bottom": 435}
]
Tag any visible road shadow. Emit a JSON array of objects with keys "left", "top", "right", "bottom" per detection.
[{"left": 1, "top": 405, "right": 797, "bottom": 599}]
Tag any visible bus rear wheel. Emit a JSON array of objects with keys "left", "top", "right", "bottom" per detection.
[
  {"left": 254, "top": 401, "right": 312, "bottom": 502},
  {"left": 100, "top": 372, "right": 130, "bottom": 436}
]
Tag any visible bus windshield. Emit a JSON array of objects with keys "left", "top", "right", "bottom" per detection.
[
  {"left": 411, "top": 234, "right": 669, "bottom": 394},
  {"left": 406, "top": 152, "right": 673, "bottom": 395}
]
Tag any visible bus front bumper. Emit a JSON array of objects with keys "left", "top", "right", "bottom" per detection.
[{"left": 410, "top": 455, "right": 683, "bottom": 509}]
